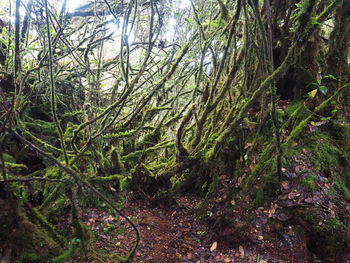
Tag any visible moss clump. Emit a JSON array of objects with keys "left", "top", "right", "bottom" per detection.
[
  {"left": 23, "top": 119, "right": 56, "bottom": 135},
  {"left": 299, "top": 208, "right": 350, "bottom": 262},
  {"left": 301, "top": 174, "right": 318, "bottom": 192},
  {"left": 334, "top": 178, "right": 350, "bottom": 201},
  {"left": 45, "top": 166, "right": 60, "bottom": 178},
  {"left": 108, "top": 147, "right": 125, "bottom": 174},
  {"left": 4, "top": 162, "right": 28, "bottom": 173},
  {"left": 253, "top": 170, "right": 279, "bottom": 207},
  {"left": 312, "top": 217, "right": 350, "bottom": 262},
  {"left": 51, "top": 239, "right": 80, "bottom": 263},
  {"left": 17, "top": 253, "right": 50, "bottom": 263},
  {"left": 28, "top": 206, "right": 66, "bottom": 247},
  {"left": 310, "top": 133, "right": 342, "bottom": 174},
  {"left": 15, "top": 217, "right": 62, "bottom": 262},
  {"left": 3, "top": 153, "right": 15, "bottom": 163}
]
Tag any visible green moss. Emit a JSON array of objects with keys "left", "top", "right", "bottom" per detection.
[
  {"left": 301, "top": 174, "right": 318, "bottom": 192},
  {"left": 51, "top": 239, "right": 80, "bottom": 263},
  {"left": 334, "top": 178, "right": 350, "bottom": 201},
  {"left": 28, "top": 206, "right": 66, "bottom": 247},
  {"left": 40, "top": 184, "right": 63, "bottom": 211},
  {"left": 307, "top": 132, "right": 342, "bottom": 174},
  {"left": 23, "top": 119, "right": 56, "bottom": 135},
  {"left": 45, "top": 166, "right": 60, "bottom": 178},
  {"left": 253, "top": 170, "right": 279, "bottom": 207},
  {"left": 203, "top": 133, "right": 220, "bottom": 163},
  {"left": 64, "top": 122, "right": 79, "bottom": 138},
  {"left": 244, "top": 148, "right": 273, "bottom": 190},
  {"left": 136, "top": 129, "right": 161, "bottom": 150},
  {"left": 16, "top": 217, "right": 62, "bottom": 262},
  {"left": 4, "top": 162, "right": 28, "bottom": 172},
  {"left": 313, "top": 217, "right": 349, "bottom": 261},
  {"left": 108, "top": 147, "right": 125, "bottom": 174},
  {"left": 61, "top": 110, "right": 83, "bottom": 120},
  {"left": 122, "top": 140, "right": 174, "bottom": 162},
  {"left": 17, "top": 253, "right": 48, "bottom": 263},
  {"left": 3, "top": 153, "right": 15, "bottom": 163}
]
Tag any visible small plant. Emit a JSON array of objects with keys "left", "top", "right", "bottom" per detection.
[{"left": 307, "top": 74, "right": 336, "bottom": 98}]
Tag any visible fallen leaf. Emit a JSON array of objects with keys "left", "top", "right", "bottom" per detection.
[
  {"left": 281, "top": 181, "right": 290, "bottom": 190},
  {"left": 304, "top": 197, "right": 314, "bottom": 204},
  {"left": 210, "top": 241, "right": 217, "bottom": 252},
  {"left": 239, "top": 245, "right": 245, "bottom": 258},
  {"left": 244, "top": 142, "right": 252, "bottom": 149},
  {"left": 277, "top": 213, "right": 291, "bottom": 221},
  {"left": 109, "top": 185, "right": 117, "bottom": 192}
]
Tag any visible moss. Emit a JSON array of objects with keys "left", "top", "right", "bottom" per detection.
[
  {"left": 28, "top": 206, "right": 66, "bottom": 247},
  {"left": 17, "top": 253, "right": 48, "bottom": 263},
  {"left": 15, "top": 217, "right": 62, "bottom": 262},
  {"left": 300, "top": 208, "right": 350, "bottom": 262},
  {"left": 253, "top": 171, "right": 279, "bottom": 207},
  {"left": 244, "top": 148, "right": 273, "bottom": 190},
  {"left": 307, "top": 132, "right": 342, "bottom": 174},
  {"left": 312, "top": 217, "right": 349, "bottom": 262},
  {"left": 334, "top": 178, "right": 350, "bottom": 201},
  {"left": 301, "top": 174, "right": 318, "bottom": 192},
  {"left": 51, "top": 239, "right": 80, "bottom": 263},
  {"left": 203, "top": 133, "right": 220, "bottom": 163},
  {"left": 4, "top": 162, "right": 28, "bottom": 172},
  {"left": 122, "top": 141, "right": 174, "bottom": 162},
  {"left": 45, "top": 166, "right": 60, "bottom": 178},
  {"left": 136, "top": 129, "right": 161, "bottom": 150},
  {"left": 64, "top": 122, "right": 79, "bottom": 138},
  {"left": 61, "top": 110, "right": 83, "bottom": 120},
  {"left": 23, "top": 119, "right": 56, "bottom": 135},
  {"left": 108, "top": 147, "right": 125, "bottom": 174},
  {"left": 3, "top": 153, "right": 15, "bottom": 163}
]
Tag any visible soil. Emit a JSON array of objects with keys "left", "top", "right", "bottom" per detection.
[{"left": 66, "top": 190, "right": 349, "bottom": 263}]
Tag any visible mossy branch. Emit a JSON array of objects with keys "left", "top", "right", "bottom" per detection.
[
  {"left": 44, "top": 0, "right": 68, "bottom": 165},
  {"left": 9, "top": 129, "right": 140, "bottom": 262}
]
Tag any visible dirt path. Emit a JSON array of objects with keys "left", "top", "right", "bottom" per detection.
[{"left": 69, "top": 193, "right": 330, "bottom": 263}]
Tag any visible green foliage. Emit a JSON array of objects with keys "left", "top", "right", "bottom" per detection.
[
  {"left": 307, "top": 132, "right": 342, "bottom": 174},
  {"left": 334, "top": 178, "right": 350, "bottom": 201},
  {"left": 45, "top": 166, "right": 60, "bottom": 178},
  {"left": 3, "top": 153, "right": 15, "bottom": 163},
  {"left": 51, "top": 239, "right": 80, "bottom": 263},
  {"left": 16, "top": 216, "right": 62, "bottom": 263},
  {"left": 4, "top": 162, "right": 27, "bottom": 173},
  {"left": 108, "top": 147, "right": 125, "bottom": 174},
  {"left": 307, "top": 75, "right": 336, "bottom": 97},
  {"left": 301, "top": 174, "right": 318, "bottom": 192},
  {"left": 23, "top": 119, "right": 56, "bottom": 135},
  {"left": 29, "top": 206, "right": 66, "bottom": 247},
  {"left": 313, "top": 217, "right": 349, "bottom": 261}
]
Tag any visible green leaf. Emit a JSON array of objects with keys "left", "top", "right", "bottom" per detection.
[
  {"left": 319, "top": 85, "right": 328, "bottom": 95},
  {"left": 324, "top": 74, "right": 336, "bottom": 80},
  {"left": 308, "top": 89, "right": 318, "bottom": 98}
]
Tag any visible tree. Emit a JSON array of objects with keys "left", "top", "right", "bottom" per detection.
[{"left": 0, "top": 0, "right": 349, "bottom": 262}]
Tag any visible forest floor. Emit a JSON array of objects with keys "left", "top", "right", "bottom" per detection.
[{"left": 63, "top": 184, "right": 350, "bottom": 263}]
